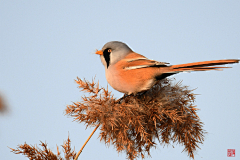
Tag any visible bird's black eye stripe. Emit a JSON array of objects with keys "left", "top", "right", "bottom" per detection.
[{"left": 103, "top": 48, "right": 111, "bottom": 68}]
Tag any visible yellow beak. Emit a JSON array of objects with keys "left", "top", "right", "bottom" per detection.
[{"left": 95, "top": 50, "right": 103, "bottom": 55}]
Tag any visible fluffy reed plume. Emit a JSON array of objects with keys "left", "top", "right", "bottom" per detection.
[
  {"left": 66, "top": 77, "right": 205, "bottom": 159},
  {"left": 0, "top": 94, "right": 7, "bottom": 113},
  {"left": 10, "top": 136, "right": 76, "bottom": 160}
]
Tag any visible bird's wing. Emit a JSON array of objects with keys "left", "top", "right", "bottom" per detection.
[{"left": 123, "top": 52, "right": 169, "bottom": 70}]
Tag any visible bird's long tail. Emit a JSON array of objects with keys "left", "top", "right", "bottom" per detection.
[
  {"left": 156, "top": 59, "right": 239, "bottom": 80},
  {"left": 168, "top": 59, "right": 239, "bottom": 73}
]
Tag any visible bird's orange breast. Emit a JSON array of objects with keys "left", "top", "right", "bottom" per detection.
[{"left": 106, "top": 58, "right": 159, "bottom": 94}]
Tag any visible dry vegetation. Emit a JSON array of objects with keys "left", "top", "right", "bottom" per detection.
[
  {"left": 66, "top": 77, "right": 205, "bottom": 159},
  {"left": 11, "top": 77, "right": 205, "bottom": 160},
  {"left": 10, "top": 136, "right": 76, "bottom": 160},
  {"left": 0, "top": 94, "right": 7, "bottom": 113}
]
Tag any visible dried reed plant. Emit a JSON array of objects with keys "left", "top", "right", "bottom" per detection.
[
  {"left": 66, "top": 77, "right": 205, "bottom": 159},
  {"left": 10, "top": 136, "right": 76, "bottom": 160},
  {"left": 0, "top": 94, "right": 7, "bottom": 113}
]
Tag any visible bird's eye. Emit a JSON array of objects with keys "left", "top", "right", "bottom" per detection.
[{"left": 108, "top": 49, "right": 112, "bottom": 53}]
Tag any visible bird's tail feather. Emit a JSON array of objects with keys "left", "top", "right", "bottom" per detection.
[{"left": 168, "top": 59, "right": 239, "bottom": 73}]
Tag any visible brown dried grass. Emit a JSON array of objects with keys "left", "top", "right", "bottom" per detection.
[
  {"left": 66, "top": 77, "right": 205, "bottom": 159},
  {"left": 10, "top": 136, "right": 76, "bottom": 160},
  {"left": 0, "top": 94, "right": 7, "bottom": 113}
]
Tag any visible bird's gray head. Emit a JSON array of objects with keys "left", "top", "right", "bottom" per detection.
[{"left": 96, "top": 41, "right": 133, "bottom": 69}]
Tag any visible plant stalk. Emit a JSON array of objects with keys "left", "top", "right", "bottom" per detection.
[{"left": 74, "top": 124, "right": 100, "bottom": 160}]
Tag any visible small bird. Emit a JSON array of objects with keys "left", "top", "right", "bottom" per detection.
[{"left": 95, "top": 41, "right": 239, "bottom": 95}]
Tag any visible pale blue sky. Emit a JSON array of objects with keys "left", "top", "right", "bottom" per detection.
[{"left": 1, "top": 1, "right": 240, "bottom": 160}]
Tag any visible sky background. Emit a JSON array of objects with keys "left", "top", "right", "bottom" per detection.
[{"left": 1, "top": 1, "right": 240, "bottom": 160}]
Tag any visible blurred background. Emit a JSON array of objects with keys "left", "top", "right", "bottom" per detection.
[{"left": 0, "top": 1, "right": 239, "bottom": 159}]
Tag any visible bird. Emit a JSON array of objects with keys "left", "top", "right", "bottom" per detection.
[{"left": 95, "top": 41, "right": 239, "bottom": 95}]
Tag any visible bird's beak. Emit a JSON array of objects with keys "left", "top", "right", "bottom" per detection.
[{"left": 95, "top": 50, "right": 103, "bottom": 55}]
